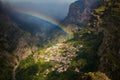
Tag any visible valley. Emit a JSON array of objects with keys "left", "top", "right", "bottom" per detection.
[{"left": 0, "top": 0, "right": 120, "bottom": 80}]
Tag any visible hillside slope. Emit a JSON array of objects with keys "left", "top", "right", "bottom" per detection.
[
  {"left": 0, "top": 1, "right": 69, "bottom": 80},
  {"left": 0, "top": 2, "right": 41, "bottom": 80},
  {"left": 15, "top": 0, "right": 120, "bottom": 80},
  {"left": 0, "top": 0, "right": 120, "bottom": 80}
]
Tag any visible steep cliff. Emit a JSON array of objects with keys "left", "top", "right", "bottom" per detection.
[
  {"left": 97, "top": 1, "right": 120, "bottom": 80},
  {"left": 0, "top": 2, "right": 40, "bottom": 80},
  {"left": 63, "top": 0, "right": 104, "bottom": 26},
  {"left": 67, "top": 0, "right": 120, "bottom": 80}
]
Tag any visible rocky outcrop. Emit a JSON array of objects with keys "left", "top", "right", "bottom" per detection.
[
  {"left": 64, "top": 0, "right": 120, "bottom": 80},
  {"left": 97, "top": 1, "right": 120, "bottom": 80},
  {"left": 63, "top": 0, "right": 104, "bottom": 26},
  {"left": 85, "top": 0, "right": 120, "bottom": 80}
]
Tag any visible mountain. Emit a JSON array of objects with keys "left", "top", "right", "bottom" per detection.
[
  {"left": 63, "top": 0, "right": 104, "bottom": 27},
  {"left": 96, "top": 1, "right": 120, "bottom": 80},
  {"left": 0, "top": 0, "right": 120, "bottom": 80},
  {"left": 16, "top": 0, "right": 120, "bottom": 80},
  {"left": 4, "top": 8, "right": 67, "bottom": 40},
  {"left": 0, "top": 1, "right": 68, "bottom": 80},
  {"left": 0, "top": 2, "right": 42, "bottom": 80},
  {"left": 62, "top": 0, "right": 120, "bottom": 80}
]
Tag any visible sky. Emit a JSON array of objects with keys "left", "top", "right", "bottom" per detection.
[
  {"left": 2, "top": 0, "right": 77, "bottom": 21},
  {"left": 1, "top": 0, "right": 78, "bottom": 34},
  {"left": 2, "top": 0, "right": 76, "bottom": 3}
]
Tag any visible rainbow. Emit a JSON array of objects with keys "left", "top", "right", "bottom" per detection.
[{"left": 14, "top": 9, "right": 73, "bottom": 35}]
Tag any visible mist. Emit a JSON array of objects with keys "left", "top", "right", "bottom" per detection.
[
  {"left": 2, "top": 0, "right": 77, "bottom": 21},
  {"left": 0, "top": 0, "right": 77, "bottom": 36}
]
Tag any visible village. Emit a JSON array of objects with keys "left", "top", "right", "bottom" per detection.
[{"left": 38, "top": 43, "right": 80, "bottom": 74}]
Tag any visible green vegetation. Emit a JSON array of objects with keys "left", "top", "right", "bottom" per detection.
[
  {"left": 0, "top": 52, "right": 15, "bottom": 80},
  {"left": 0, "top": 0, "right": 120, "bottom": 80},
  {"left": 97, "top": 1, "right": 120, "bottom": 79},
  {"left": 16, "top": 0, "right": 120, "bottom": 80},
  {"left": 15, "top": 26, "right": 104, "bottom": 80},
  {"left": 68, "top": 27, "right": 103, "bottom": 72},
  {"left": 16, "top": 54, "right": 51, "bottom": 80},
  {"left": 80, "top": 72, "right": 110, "bottom": 80}
]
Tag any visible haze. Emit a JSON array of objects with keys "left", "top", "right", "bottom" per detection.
[{"left": 2, "top": 0, "right": 77, "bottom": 21}]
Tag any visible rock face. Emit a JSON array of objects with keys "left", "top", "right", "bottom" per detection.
[
  {"left": 0, "top": 2, "right": 41, "bottom": 80},
  {"left": 63, "top": 0, "right": 103, "bottom": 26},
  {"left": 63, "top": 0, "right": 120, "bottom": 80},
  {"left": 97, "top": 1, "right": 120, "bottom": 80},
  {"left": 0, "top": 10, "right": 39, "bottom": 59}
]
